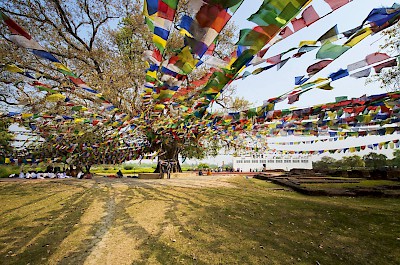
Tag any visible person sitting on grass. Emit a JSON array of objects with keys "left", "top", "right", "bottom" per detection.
[
  {"left": 77, "top": 171, "right": 84, "bottom": 179},
  {"left": 116, "top": 170, "right": 123, "bottom": 178}
]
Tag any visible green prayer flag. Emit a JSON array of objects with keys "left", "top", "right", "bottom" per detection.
[
  {"left": 316, "top": 41, "right": 350, "bottom": 60},
  {"left": 162, "top": 0, "right": 178, "bottom": 9}
]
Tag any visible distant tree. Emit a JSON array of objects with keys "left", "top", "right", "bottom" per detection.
[
  {"left": 197, "top": 163, "right": 209, "bottom": 169},
  {"left": 0, "top": 119, "right": 13, "bottom": 161},
  {"left": 363, "top": 152, "right": 388, "bottom": 169},
  {"left": 389, "top": 150, "right": 400, "bottom": 168},
  {"left": 339, "top": 155, "right": 365, "bottom": 170},
  {"left": 313, "top": 156, "right": 337, "bottom": 170}
]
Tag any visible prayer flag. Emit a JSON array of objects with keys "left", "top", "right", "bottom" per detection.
[
  {"left": 301, "top": 5, "right": 319, "bottom": 26},
  {"left": 307, "top": 60, "right": 333, "bottom": 75},
  {"left": 291, "top": 17, "right": 306, "bottom": 31},
  {"left": 317, "top": 25, "right": 339, "bottom": 43},
  {"left": 323, "top": 0, "right": 351, "bottom": 11},
  {"left": 316, "top": 42, "right": 350, "bottom": 60},
  {"left": 343, "top": 27, "right": 372, "bottom": 47},
  {"left": 329, "top": 68, "right": 349, "bottom": 81}
]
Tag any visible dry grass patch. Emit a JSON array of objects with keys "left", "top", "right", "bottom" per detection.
[
  {"left": 47, "top": 198, "right": 107, "bottom": 264},
  {"left": 126, "top": 199, "right": 170, "bottom": 235},
  {"left": 83, "top": 226, "right": 142, "bottom": 265}
]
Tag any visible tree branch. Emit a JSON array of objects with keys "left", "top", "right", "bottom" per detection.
[{"left": 0, "top": 94, "right": 19, "bottom": 105}]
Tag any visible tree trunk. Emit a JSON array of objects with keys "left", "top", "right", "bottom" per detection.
[
  {"left": 85, "top": 165, "right": 91, "bottom": 174},
  {"left": 154, "top": 142, "right": 182, "bottom": 173}
]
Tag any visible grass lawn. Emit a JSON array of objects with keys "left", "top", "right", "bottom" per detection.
[
  {"left": 302, "top": 180, "right": 400, "bottom": 189},
  {"left": 0, "top": 176, "right": 399, "bottom": 264}
]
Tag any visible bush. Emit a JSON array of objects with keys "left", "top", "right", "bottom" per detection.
[
  {"left": 198, "top": 163, "right": 209, "bottom": 169},
  {"left": 0, "top": 165, "right": 20, "bottom": 178},
  {"left": 123, "top": 165, "right": 134, "bottom": 170}
]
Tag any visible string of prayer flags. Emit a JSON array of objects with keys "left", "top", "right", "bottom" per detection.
[
  {"left": 0, "top": 11, "right": 115, "bottom": 113},
  {"left": 143, "top": 0, "right": 179, "bottom": 53},
  {"left": 366, "top": 52, "right": 398, "bottom": 73},
  {"left": 179, "top": 0, "right": 244, "bottom": 58},
  {"left": 269, "top": 138, "right": 400, "bottom": 155},
  {"left": 363, "top": 4, "right": 400, "bottom": 27},
  {"left": 193, "top": 0, "right": 312, "bottom": 117},
  {"left": 348, "top": 59, "right": 371, "bottom": 78},
  {"left": 267, "top": 52, "right": 399, "bottom": 105},
  {"left": 263, "top": 0, "right": 352, "bottom": 55}
]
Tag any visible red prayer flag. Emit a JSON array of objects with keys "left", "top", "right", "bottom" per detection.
[
  {"left": 205, "top": 43, "right": 215, "bottom": 55},
  {"left": 324, "top": 0, "right": 351, "bottom": 10},
  {"left": 211, "top": 9, "right": 231, "bottom": 32},
  {"left": 1, "top": 12, "right": 32, "bottom": 40},
  {"left": 302, "top": 5, "right": 320, "bottom": 26},
  {"left": 196, "top": 4, "right": 224, "bottom": 28},
  {"left": 291, "top": 18, "right": 306, "bottom": 32},
  {"left": 374, "top": 59, "right": 397, "bottom": 73},
  {"left": 279, "top": 26, "right": 293, "bottom": 38},
  {"left": 288, "top": 93, "right": 300, "bottom": 104},
  {"left": 158, "top": 1, "right": 176, "bottom": 21},
  {"left": 266, "top": 54, "right": 281, "bottom": 64},
  {"left": 306, "top": 60, "right": 333, "bottom": 75}
]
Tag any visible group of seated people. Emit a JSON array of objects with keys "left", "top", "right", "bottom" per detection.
[
  {"left": 9, "top": 166, "right": 92, "bottom": 179},
  {"left": 9, "top": 171, "right": 72, "bottom": 179}
]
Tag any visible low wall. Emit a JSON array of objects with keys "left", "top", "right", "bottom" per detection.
[
  {"left": 138, "top": 173, "right": 160, "bottom": 179},
  {"left": 138, "top": 172, "right": 198, "bottom": 179}
]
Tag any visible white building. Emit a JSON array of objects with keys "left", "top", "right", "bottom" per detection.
[{"left": 233, "top": 153, "right": 313, "bottom": 172}]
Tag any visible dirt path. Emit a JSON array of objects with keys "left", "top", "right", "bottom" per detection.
[{"left": 91, "top": 174, "right": 239, "bottom": 188}]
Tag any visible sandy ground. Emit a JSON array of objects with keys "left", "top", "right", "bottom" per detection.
[
  {"left": 0, "top": 174, "right": 241, "bottom": 264},
  {"left": 1, "top": 174, "right": 399, "bottom": 265}
]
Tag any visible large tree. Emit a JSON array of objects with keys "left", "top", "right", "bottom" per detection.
[{"left": 0, "top": 0, "right": 240, "bottom": 171}]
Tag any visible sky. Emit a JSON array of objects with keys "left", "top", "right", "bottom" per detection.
[
  {"left": 187, "top": 0, "right": 400, "bottom": 165},
  {"left": 231, "top": 0, "right": 398, "bottom": 108}
]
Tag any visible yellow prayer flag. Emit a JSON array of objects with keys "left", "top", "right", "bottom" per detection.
[
  {"left": 53, "top": 62, "right": 73, "bottom": 73},
  {"left": 5, "top": 64, "right": 24, "bottom": 73},
  {"left": 317, "top": 82, "right": 333, "bottom": 90},
  {"left": 22, "top": 113, "right": 33, "bottom": 119},
  {"left": 153, "top": 35, "right": 167, "bottom": 49},
  {"left": 46, "top": 93, "right": 66, "bottom": 102},
  {"left": 299, "top": 40, "right": 317, "bottom": 47},
  {"left": 344, "top": 27, "right": 372, "bottom": 47}
]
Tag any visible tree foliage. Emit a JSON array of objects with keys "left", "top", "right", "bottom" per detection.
[
  {"left": 312, "top": 156, "right": 337, "bottom": 170},
  {"left": 368, "top": 21, "right": 400, "bottom": 91},
  {"left": 363, "top": 152, "right": 387, "bottom": 169},
  {"left": 0, "top": 119, "right": 13, "bottom": 158}
]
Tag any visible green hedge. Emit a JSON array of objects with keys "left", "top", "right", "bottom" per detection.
[{"left": 0, "top": 165, "right": 20, "bottom": 178}]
